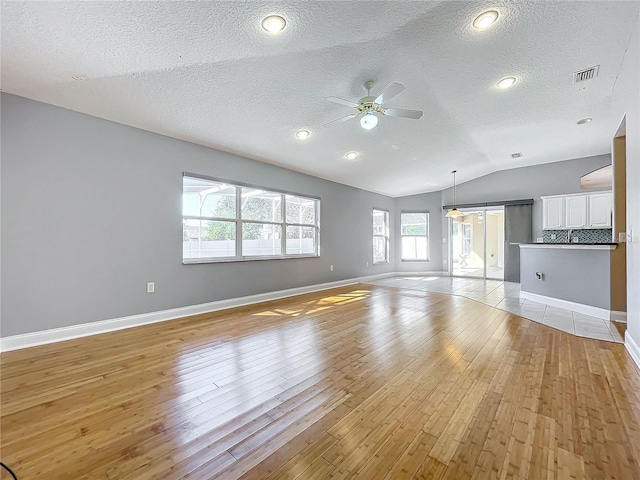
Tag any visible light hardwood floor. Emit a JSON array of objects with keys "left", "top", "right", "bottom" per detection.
[{"left": 1, "top": 284, "right": 639, "bottom": 479}]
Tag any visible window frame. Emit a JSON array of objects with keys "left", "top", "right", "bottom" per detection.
[
  {"left": 462, "top": 223, "right": 472, "bottom": 255},
  {"left": 372, "top": 208, "right": 390, "bottom": 265},
  {"left": 183, "top": 173, "right": 320, "bottom": 264},
  {"left": 400, "top": 211, "right": 430, "bottom": 262}
]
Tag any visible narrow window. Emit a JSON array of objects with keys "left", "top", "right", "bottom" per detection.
[
  {"left": 373, "top": 209, "right": 389, "bottom": 264},
  {"left": 401, "top": 212, "right": 429, "bottom": 261}
]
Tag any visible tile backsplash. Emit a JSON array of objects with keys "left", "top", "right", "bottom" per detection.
[{"left": 542, "top": 228, "right": 613, "bottom": 243}]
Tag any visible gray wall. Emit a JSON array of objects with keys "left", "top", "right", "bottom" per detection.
[
  {"left": 611, "top": 14, "right": 639, "bottom": 350},
  {"left": 520, "top": 247, "right": 611, "bottom": 309},
  {"left": 3, "top": 91, "right": 635, "bottom": 342},
  {"left": 439, "top": 155, "right": 611, "bottom": 269},
  {"left": 1, "top": 94, "right": 394, "bottom": 336},
  {"left": 394, "top": 192, "right": 444, "bottom": 272},
  {"left": 441, "top": 155, "right": 611, "bottom": 240}
]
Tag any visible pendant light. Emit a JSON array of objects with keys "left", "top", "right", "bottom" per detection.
[{"left": 446, "top": 170, "right": 464, "bottom": 218}]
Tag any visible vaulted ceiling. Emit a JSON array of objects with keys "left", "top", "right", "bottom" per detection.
[{"left": 2, "top": 1, "right": 638, "bottom": 196}]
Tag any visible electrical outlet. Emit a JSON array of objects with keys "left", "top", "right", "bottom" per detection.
[
  {"left": 551, "top": 234, "right": 556, "bottom": 240},
  {"left": 147, "top": 282, "right": 155, "bottom": 293},
  {"left": 366, "top": 261, "right": 369, "bottom": 267},
  {"left": 619, "top": 231, "right": 632, "bottom": 243},
  {"left": 536, "top": 237, "right": 543, "bottom": 243},
  {"left": 330, "top": 265, "right": 334, "bottom": 272}
]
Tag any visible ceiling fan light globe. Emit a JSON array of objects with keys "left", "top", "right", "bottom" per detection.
[{"left": 360, "top": 113, "right": 378, "bottom": 130}]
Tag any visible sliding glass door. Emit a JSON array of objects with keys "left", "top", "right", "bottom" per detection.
[
  {"left": 449, "top": 207, "right": 504, "bottom": 280},
  {"left": 451, "top": 210, "right": 484, "bottom": 277}
]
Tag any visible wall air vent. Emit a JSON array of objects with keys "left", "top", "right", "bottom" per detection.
[
  {"left": 511, "top": 152, "right": 523, "bottom": 158},
  {"left": 573, "top": 65, "right": 599, "bottom": 83}
]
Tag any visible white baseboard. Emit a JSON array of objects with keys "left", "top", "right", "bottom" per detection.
[
  {"left": 0, "top": 272, "right": 624, "bottom": 353},
  {"left": 611, "top": 311, "right": 627, "bottom": 323},
  {"left": 0, "top": 273, "right": 394, "bottom": 352},
  {"left": 394, "top": 271, "right": 449, "bottom": 277},
  {"left": 625, "top": 333, "right": 640, "bottom": 370},
  {"left": 519, "top": 291, "right": 611, "bottom": 320}
]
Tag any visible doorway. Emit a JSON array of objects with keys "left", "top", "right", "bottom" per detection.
[{"left": 450, "top": 207, "right": 504, "bottom": 280}]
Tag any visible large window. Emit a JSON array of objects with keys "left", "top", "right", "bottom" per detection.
[
  {"left": 401, "top": 212, "right": 429, "bottom": 261},
  {"left": 183, "top": 175, "right": 320, "bottom": 263},
  {"left": 373, "top": 209, "right": 389, "bottom": 264}
]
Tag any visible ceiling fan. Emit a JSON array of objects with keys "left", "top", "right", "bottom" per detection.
[{"left": 324, "top": 80, "right": 423, "bottom": 129}]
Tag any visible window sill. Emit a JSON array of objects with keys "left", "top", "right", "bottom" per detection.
[
  {"left": 183, "top": 254, "right": 320, "bottom": 265},
  {"left": 401, "top": 259, "right": 430, "bottom": 262}
]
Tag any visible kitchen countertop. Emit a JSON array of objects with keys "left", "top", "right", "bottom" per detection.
[{"left": 513, "top": 243, "right": 617, "bottom": 250}]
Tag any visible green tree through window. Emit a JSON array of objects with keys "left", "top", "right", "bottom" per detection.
[
  {"left": 204, "top": 196, "right": 236, "bottom": 240},
  {"left": 204, "top": 194, "right": 280, "bottom": 240}
]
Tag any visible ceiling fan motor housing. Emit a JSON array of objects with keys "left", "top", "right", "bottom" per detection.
[
  {"left": 324, "top": 81, "right": 422, "bottom": 127},
  {"left": 358, "top": 96, "right": 382, "bottom": 113}
]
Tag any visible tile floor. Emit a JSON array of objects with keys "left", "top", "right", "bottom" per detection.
[
  {"left": 368, "top": 276, "right": 625, "bottom": 343},
  {"left": 451, "top": 265, "right": 505, "bottom": 279}
]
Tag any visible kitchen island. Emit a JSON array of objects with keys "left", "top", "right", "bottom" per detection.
[{"left": 517, "top": 243, "right": 618, "bottom": 320}]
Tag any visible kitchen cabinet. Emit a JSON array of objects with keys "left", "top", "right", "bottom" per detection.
[
  {"left": 541, "top": 191, "right": 612, "bottom": 230},
  {"left": 542, "top": 196, "right": 564, "bottom": 230},
  {"left": 588, "top": 192, "right": 613, "bottom": 227},
  {"left": 565, "top": 195, "right": 588, "bottom": 228}
]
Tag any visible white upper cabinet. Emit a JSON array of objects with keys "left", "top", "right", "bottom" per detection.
[
  {"left": 541, "top": 191, "right": 612, "bottom": 230},
  {"left": 542, "top": 196, "right": 564, "bottom": 229},
  {"left": 565, "top": 195, "right": 588, "bottom": 228},
  {"left": 588, "top": 192, "right": 613, "bottom": 227}
]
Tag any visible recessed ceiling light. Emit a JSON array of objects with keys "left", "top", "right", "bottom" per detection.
[
  {"left": 577, "top": 117, "right": 593, "bottom": 125},
  {"left": 473, "top": 10, "right": 499, "bottom": 30},
  {"left": 497, "top": 76, "right": 517, "bottom": 89},
  {"left": 261, "top": 15, "right": 286, "bottom": 33},
  {"left": 345, "top": 151, "right": 358, "bottom": 160},
  {"left": 295, "top": 129, "right": 310, "bottom": 139}
]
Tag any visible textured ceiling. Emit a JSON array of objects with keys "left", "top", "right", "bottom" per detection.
[{"left": 2, "top": 1, "right": 638, "bottom": 196}]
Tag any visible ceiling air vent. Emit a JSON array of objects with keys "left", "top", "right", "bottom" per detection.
[
  {"left": 574, "top": 65, "right": 599, "bottom": 83},
  {"left": 511, "top": 152, "right": 523, "bottom": 159}
]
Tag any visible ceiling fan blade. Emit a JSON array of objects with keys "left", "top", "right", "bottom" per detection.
[
  {"left": 326, "top": 96, "right": 359, "bottom": 108},
  {"left": 323, "top": 113, "right": 357, "bottom": 127},
  {"left": 374, "top": 82, "right": 405, "bottom": 105},
  {"left": 383, "top": 108, "right": 423, "bottom": 119}
]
